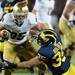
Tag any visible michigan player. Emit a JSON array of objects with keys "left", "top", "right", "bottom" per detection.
[
  {"left": 59, "top": 0, "right": 75, "bottom": 59},
  {"left": 3, "top": 29, "right": 75, "bottom": 75}
]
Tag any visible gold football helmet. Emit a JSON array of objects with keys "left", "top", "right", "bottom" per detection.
[
  {"left": 37, "top": 29, "right": 58, "bottom": 46},
  {"left": 13, "top": 0, "right": 29, "bottom": 26},
  {"left": 4, "top": 5, "right": 13, "bottom": 13}
]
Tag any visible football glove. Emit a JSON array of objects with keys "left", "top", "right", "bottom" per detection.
[{"left": 0, "top": 60, "right": 17, "bottom": 69}]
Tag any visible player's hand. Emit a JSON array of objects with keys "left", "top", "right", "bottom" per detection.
[{"left": 0, "top": 29, "right": 10, "bottom": 39}]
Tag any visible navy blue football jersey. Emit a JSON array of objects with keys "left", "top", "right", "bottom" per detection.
[{"left": 38, "top": 35, "right": 70, "bottom": 75}]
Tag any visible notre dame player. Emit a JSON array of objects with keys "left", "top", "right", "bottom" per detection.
[{"left": 0, "top": 0, "right": 49, "bottom": 75}]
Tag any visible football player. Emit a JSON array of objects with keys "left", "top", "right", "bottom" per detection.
[
  {"left": 3, "top": 29, "right": 75, "bottom": 75},
  {"left": 0, "top": 0, "right": 49, "bottom": 75},
  {"left": 59, "top": 0, "right": 75, "bottom": 59}
]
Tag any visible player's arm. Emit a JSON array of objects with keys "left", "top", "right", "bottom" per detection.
[
  {"left": 31, "top": 23, "right": 49, "bottom": 31},
  {"left": 59, "top": 15, "right": 71, "bottom": 35},
  {"left": 18, "top": 45, "right": 54, "bottom": 69},
  {"left": 63, "top": 0, "right": 75, "bottom": 19},
  {"left": 29, "top": 23, "right": 49, "bottom": 36},
  {"left": 0, "top": 56, "right": 43, "bottom": 69},
  {"left": 17, "top": 46, "right": 54, "bottom": 69},
  {"left": 59, "top": 0, "right": 75, "bottom": 34},
  {"left": 17, "top": 56, "right": 43, "bottom": 68}
]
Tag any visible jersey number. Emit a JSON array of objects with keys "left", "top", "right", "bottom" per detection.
[
  {"left": 52, "top": 43, "right": 65, "bottom": 67},
  {"left": 52, "top": 51, "right": 61, "bottom": 67},
  {"left": 11, "top": 32, "right": 25, "bottom": 40}
]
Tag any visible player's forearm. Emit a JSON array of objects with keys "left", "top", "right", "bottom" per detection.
[
  {"left": 59, "top": 15, "right": 71, "bottom": 35},
  {"left": 17, "top": 56, "right": 42, "bottom": 68}
]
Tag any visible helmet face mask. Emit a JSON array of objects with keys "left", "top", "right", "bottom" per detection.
[{"left": 14, "top": 13, "right": 27, "bottom": 26}]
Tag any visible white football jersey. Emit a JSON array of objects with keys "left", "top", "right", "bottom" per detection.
[
  {"left": 33, "top": 0, "right": 55, "bottom": 29},
  {"left": 2, "top": 12, "right": 37, "bottom": 44},
  {"left": 34, "top": 0, "right": 55, "bottom": 14}
]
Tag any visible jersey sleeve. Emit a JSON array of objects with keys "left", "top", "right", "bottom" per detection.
[
  {"left": 3, "top": 13, "right": 10, "bottom": 23},
  {"left": 59, "top": 15, "right": 71, "bottom": 35},
  {"left": 38, "top": 44, "right": 55, "bottom": 61},
  {"left": 2, "top": 13, "right": 14, "bottom": 27}
]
